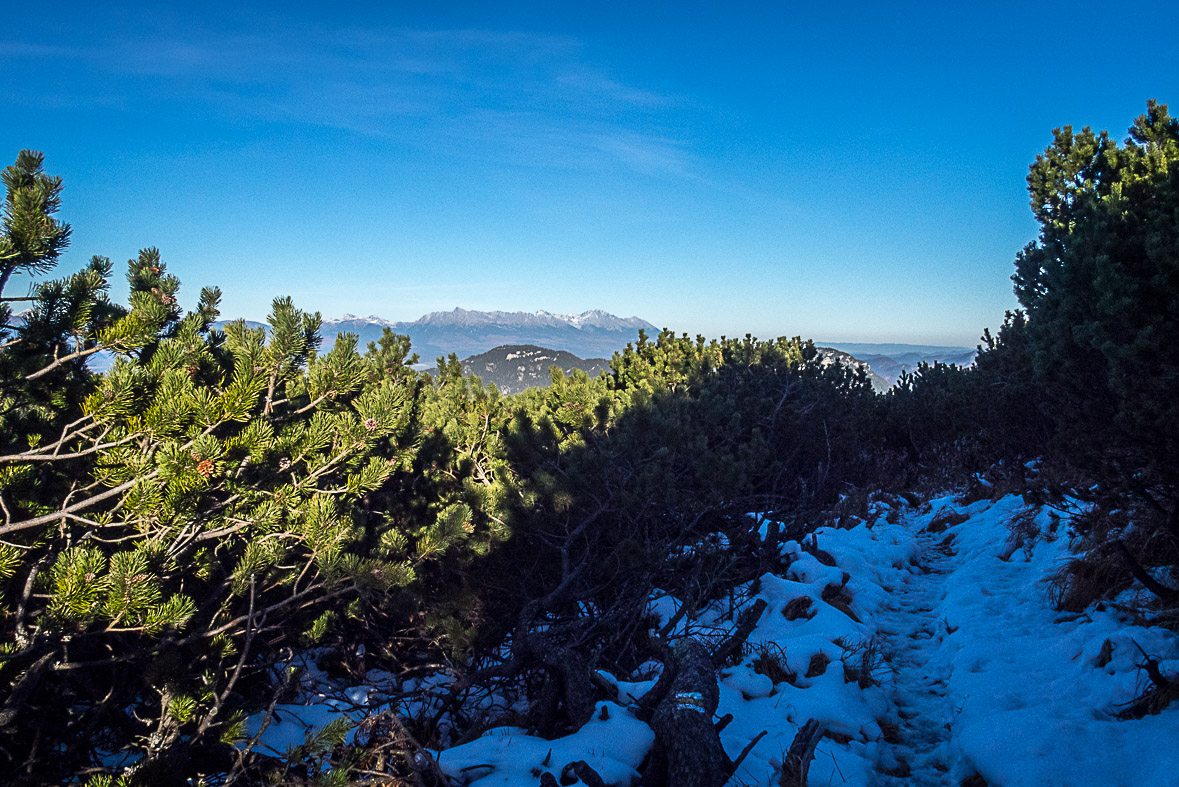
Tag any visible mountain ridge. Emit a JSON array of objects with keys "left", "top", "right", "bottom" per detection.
[
  {"left": 317, "top": 308, "right": 658, "bottom": 363},
  {"left": 200, "top": 308, "right": 976, "bottom": 386}
]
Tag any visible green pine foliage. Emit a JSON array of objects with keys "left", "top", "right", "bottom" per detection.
[
  {"left": 1009, "top": 101, "right": 1179, "bottom": 605},
  {"left": 1014, "top": 101, "right": 1179, "bottom": 498},
  {"left": 0, "top": 152, "right": 497, "bottom": 783},
  {"left": 461, "top": 329, "right": 880, "bottom": 661},
  {"left": 881, "top": 101, "right": 1179, "bottom": 610}
]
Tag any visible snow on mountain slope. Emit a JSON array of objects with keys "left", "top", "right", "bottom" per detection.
[
  {"left": 315, "top": 308, "right": 658, "bottom": 362},
  {"left": 428, "top": 344, "right": 611, "bottom": 394}
]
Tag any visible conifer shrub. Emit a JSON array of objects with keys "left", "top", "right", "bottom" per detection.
[
  {"left": 882, "top": 102, "right": 1179, "bottom": 619},
  {"left": 1010, "top": 101, "right": 1179, "bottom": 613},
  {"left": 0, "top": 152, "right": 500, "bottom": 783}
]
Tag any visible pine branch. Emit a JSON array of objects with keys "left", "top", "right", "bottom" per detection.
[
  {"left": 174, "top": 582, "right": 349, "bottom": 647},
  {"left": 23, "top": 344, "right": 105, "bottom": 381},
  {"left": 0, "top": 423, "right": 218, "bottom": 536},
  {"left": 0, "top": 474, "right": 147, "bottom": 536},
  {"left": 196, "top": 578, "right": 257, "bottom": 738},
  {"left": 0, "top": 432, "right": 137, "bottom": 464},
  {"left": 0, "top": 414, "right": 98, "bottom": 463},
  {"left": 0, "top": 651, "right": 55, "bottom": 730}
]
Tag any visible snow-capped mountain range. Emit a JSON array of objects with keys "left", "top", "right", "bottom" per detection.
[{"left": 319, "top": 308, "right": 658, "bottom": 364}]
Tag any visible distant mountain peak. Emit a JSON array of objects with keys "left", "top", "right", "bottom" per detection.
[
  {"left": 316, "top": 307, "right": 656, "bottom": 363},
  {"left": 329, "top": 308, "right": 657, "bottom": 333},
  {"left": 333, "top": 313, "right": 395, "bottom": 326}
]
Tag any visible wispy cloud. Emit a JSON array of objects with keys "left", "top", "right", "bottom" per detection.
[
  {"left": 0, "top": 41, "right": 84, "bottom": 58},
  {"left": 4, "top": 23, "right": 695, "bottom": 178}
]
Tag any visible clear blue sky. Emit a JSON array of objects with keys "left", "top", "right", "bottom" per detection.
[{"left": 3, "top": 1, "right": 1176, "bottom": 346}]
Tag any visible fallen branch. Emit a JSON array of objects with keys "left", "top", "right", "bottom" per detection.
[
  {"left": 779, "top": 718, "right": 824, "bottom": 787},
  {"left": 711, "top": 598, "right": 768, "bottom": 666},
  {"left": 729, "top": 729, "right": 768, "bottom": 777},
  {"left": 650, "top": 639, "right": 728, "bottom": 787},
  {"left": 1117, "top": 639, "right": 1179, "bottom": 719}
]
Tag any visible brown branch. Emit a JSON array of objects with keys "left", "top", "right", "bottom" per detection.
[
  {"left": 0, "top": 474, "right": 146, "bottom": 536},
  {"left": 1132, "top": 639, "right": 1172, "bottom": 691},
  {"left": 23, "top": 345, "right": 105, "bottom": 381},
  {"left": 196, "top": 578, "right": 257, "bottom": 738},
  {"left": 0, "top": 422, "right": 217, "bottom": 537},
  {"left": 1115, "top": 540, "right": 1179, "bottom": 602},
  {"left": 729, "top": 729, "right": 767, "bottom": 777},
  {"left": 0, "top": 651, "right": 56, "bottom": 729},
  {"left": 0, "top": 433, "right": 137, "bottom": 464},
  {"left": 14, "top": 554, "right": 51, "bottom": 647},
  {"left": 779, "top": 719, "right": 824, "bottom": 787},
  {"left": 174, "top": 582, "right": 349, "bottom": 646},
  {"left": 272, "top": 391, "right": 332, "bottom": 422},
  {"left": 0, "top": 414, "right": 99, "bottom": 463},
  {"left": 227, "top": 654, "right": 297, "bottom": 783},
  {"left": 711, "top": 599, "right": 768, "bottom": 666}
]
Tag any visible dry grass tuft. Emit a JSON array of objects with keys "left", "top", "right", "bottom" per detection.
[
  {"left": 1047, "top": 544, "right": 1132, "bottom": 613},
  {"left": 834, "top": 635, "right": 891, "bottom": 688},
  {"left": 782, "top": 597, "right": 815, "bottom": 621},
  {"left": 805, "top": 652, "right": 830, "bottom": 678},
  {"left": 925, "top": 506, "right": 969, "bottom": 533},
  {"left": 998, "top": 507, "right": 1041, "bottom": 561},
  {"left": 749, "top": 642, "right": 795, "bottom": 686},
  {"left": 877, "top": 719, "right": 903, "bottom": 744}
]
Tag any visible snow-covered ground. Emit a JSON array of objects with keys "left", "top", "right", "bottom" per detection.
[
  {"left": 872, "top": 494, "right": 1179, "bottom": 786},
  {"left": 245, "top": 493, "right": 1179, "bottom": 785}
]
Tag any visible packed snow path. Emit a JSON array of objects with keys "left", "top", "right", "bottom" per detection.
[
  {"left": 864, "top": 494, "right": 1179, "bottom": 786},
  {"left": 871, "top": 522, "right": 957, "bottom": 785}
]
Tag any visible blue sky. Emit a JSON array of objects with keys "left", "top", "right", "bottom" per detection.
[{"left": 3, "top": 1, "right": 1176, "bottom": 346}]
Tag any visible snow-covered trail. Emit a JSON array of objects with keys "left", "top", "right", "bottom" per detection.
[
  {"left": 870, "top": 523, "right": 958, "bottom": 785},
  {"left": 864, "top": 495, "right": 1179, "bottom": 786},
  {"left": 427, "top": 494, "right": 1179, "bottom": 786}
]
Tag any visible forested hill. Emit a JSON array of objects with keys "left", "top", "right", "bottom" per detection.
[
  {"left": 815, "top": 346, "right": 891, "bottom": 392},
  {"left": 424, "top": 344, "right": 611, "bottom": 394},
  {"left": 823, "top": 343, "right": 976, "bottom": 386},
  {"left": 428, "top": 345, "right": 885, "bottom": 395}
]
